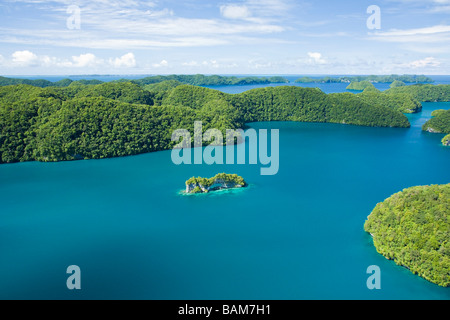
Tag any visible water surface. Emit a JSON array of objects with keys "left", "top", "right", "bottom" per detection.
[{"left": 0, "top": 101, "right": 448, "bottom": 299}]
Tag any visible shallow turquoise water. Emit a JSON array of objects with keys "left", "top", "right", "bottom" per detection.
[{"left": 0, "top": 103, "right": 449, "bottom": 300}]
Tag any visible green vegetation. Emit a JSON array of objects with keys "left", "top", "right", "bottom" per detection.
[
  {"left": 356, "top": 90, "right": 422, "bottom": 113},
  {"left": 364, "top": 184, "right": 450, "bottom": 287},
  {"left": 0, "top": 81, "right": 412, "bottom": 164},
  {"left": 0, "top": 75, "right": 289, "bottom": 88},
  {"left": 346, "top": 81, "right": 375, "bottom": 91},
  {"left": 442, "top": 134, "right": 450, "bottom": 146},
  {"left": 422, "top": 109, "right": 450, "bottom": 133},
  {"left": 431, "top": 109, "right": 448, "bottom": 117},
  {"left": 227, "top": 86, "right": 410, "bottom": 128},
  {"left": 295, "top": 76, "right": 318, "bottom": 83},
  {"left": 390, "top": 80, "right": 406, "bottom": 88},
  {"left": 129, "top": 74, "right": 289, "bottom": 86},
  {"left": 144, "top": 80, "right": 183, "bottom": 93},
  {"left": 186, "top": 173, "right": 247, "bottom": 193},
  {"left": 385, "top": 84, "right": 450, "bottom": 102},
  {"left": 0, "top": 76, "right": 103, "bottom": 88},
  {"left": 295, "top": 75, "right": 433, "bottom": 84}
]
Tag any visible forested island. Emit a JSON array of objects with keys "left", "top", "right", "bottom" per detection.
[
  {"left": 185, "top": 173, "right": 247, "bottom": 194},
  {"left": 364, "top": 184, "right": 450, "bottom": 287},
  {"left": 422, "top": 109, "right": 450, "bottom": 147},
  {"left": 295, "top": 75, "right": 433, "bottom": 84},
  {"left": 390, "top": 80, "right": 406, "bottom": 88},
  {"left": 346, "top": 81, "right": 376, "bottom": 91},
  {"left": 355, "top": 87, "right": 422, "bottom": 113},
  {"left": 0, "top": 74, "right": 289, "bottom": 88},
  {"left": 385, "top": 84, "right": 450, "bottom": 102},
  {"left": 0, "top": 81, "right": 414, "bottom": 164}
]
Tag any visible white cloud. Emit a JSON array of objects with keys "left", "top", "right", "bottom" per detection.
[
  {"left": 145, "top": 8, "right": 174, "bottom": 18},
  {"left": 152, "top": 60, "right": 169, "bottom": 68},
  {"left": 406, "top": 57, "right": 441, "bottom": 68},
  {"left": 369, "top": 25, "right": 450, "bottom": 43},
  {"left": 0, "top": 52, "right": 141, "bottom": 70},
  {"left": 182, "top": 61, "right": 200, "bottom": 67},
  {"left": 374, "top": 25, "right": 450, "bottom": 37},
  {"left": 220, "top": 5, "right": 251, "bottom": 20},
  {"left": 110, "top": 53, "right": 136, "bottom": 68},
  {"left": 11, "top": 50, "right": 38, "bottom": 66},
  {"left": 0, "top": 0, "right": 286, "bottom": 51},
  {"left": 307, "top": 52, "right": 327, "bottom": 64},
  {"left": 70, "top": 53, "right": 101, "bottom": 68}
]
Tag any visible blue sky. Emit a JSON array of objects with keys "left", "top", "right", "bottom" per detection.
[{"left": 0, "top": 0, "right": 449, "bottom": 75}]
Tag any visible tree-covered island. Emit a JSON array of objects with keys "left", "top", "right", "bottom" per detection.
[
  {"left": 185, "top": 173, "right": 247, "bottom": 194},
  {"left": 2, "top": 76, "right": 450, "bottom": 164},
  {"left": 364, "top": 184, "right": 450, "bottom": 287},
  {"left": 0, "top": 82, "right": 413, "bottom": 164},
  {"left": 423, "top": 109, "right": 450, "bottom": 133},
  {"left": 346, "top": 81, "right": 375, "bottom": 91}
]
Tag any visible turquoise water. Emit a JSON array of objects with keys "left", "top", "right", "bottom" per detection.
[{"left": 0, "top": 102, "right": 449, "bottom": 299}]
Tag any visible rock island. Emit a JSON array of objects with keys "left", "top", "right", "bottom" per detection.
[{"left": 185, "top": 173, "right": 247, "bottom": 194}]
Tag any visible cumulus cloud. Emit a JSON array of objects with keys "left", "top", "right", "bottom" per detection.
[
  {"left": 307, "top": 52, "right": 327, "bottom": 64},
  {"left": 152, "top": 60, "right": 169, "bottom": 68},
  {"left": 12, "top": 50, "right": 38, "bottom": 66},
  {"left": 3, "top": 51, "right": 139, "bottom": 69},
  {"left": 71, "top": 53, "right": 100, "bottom": 67},
  {"left": 220, "top": 5, "right": 251, "bottom": 20},
  {"left": 110, "top": 53, "right": 137, "bottom": 68}
]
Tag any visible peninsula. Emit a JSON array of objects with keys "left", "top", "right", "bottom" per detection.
[{"left": 185, "top": 173, "right": 247, "bottom": 194}]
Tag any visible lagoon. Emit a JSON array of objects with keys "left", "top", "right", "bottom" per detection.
[{"left": 0, "top": 99, "right": 449, "bottom": 300}]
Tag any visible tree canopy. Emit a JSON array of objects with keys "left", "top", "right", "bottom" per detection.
[
  {"left": 364, "top": 184, "right": 450, "bottom": 287},
  {"left": 422, "top": 109, "right": 450, "bottom": 133},
  {"left": 1, "top": 81, "right": 412, "bottom": 164}
]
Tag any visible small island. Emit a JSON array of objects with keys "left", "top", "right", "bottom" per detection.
[
  {"left": 390, "top": 80, "right": 406, "bottom": 88},
  {"left": 346, "top": 81, "right": 375, "bottom": 91},
  {"left": 422, "top": 109, "right": 450, "bottom": 134},
  {"left": 185, "top": 173, "right": 247, "bottom": 194},
  {"left": 364, "top": 184, "right": 450, "bottom": 287}
]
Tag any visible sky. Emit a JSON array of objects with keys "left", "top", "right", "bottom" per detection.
[{"left": 0, "top": 0, "right": 449, "bottom": 75}]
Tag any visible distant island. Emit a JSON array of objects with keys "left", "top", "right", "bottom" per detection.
[
  {"left": 295, "top": 74, "right": 434, "bottom": 84},
  {"left": 346, "top": 81, "right": 375, "bottom": 91},
  {"left": 0, "top": 74, "right": 289, "bottom": 88},
  {"left": 185, "top": 173, "right": 247, "bottom": 194},
  {"left": 390, "top": 80, "right": 406, "bottom": 88},
  {"left": 364, "top": 184, "right": 450, "bottom": 287}
]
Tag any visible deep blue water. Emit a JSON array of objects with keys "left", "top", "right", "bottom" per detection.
[{"left": 0, "top": 93, "right": 448, "bottom": 299}]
